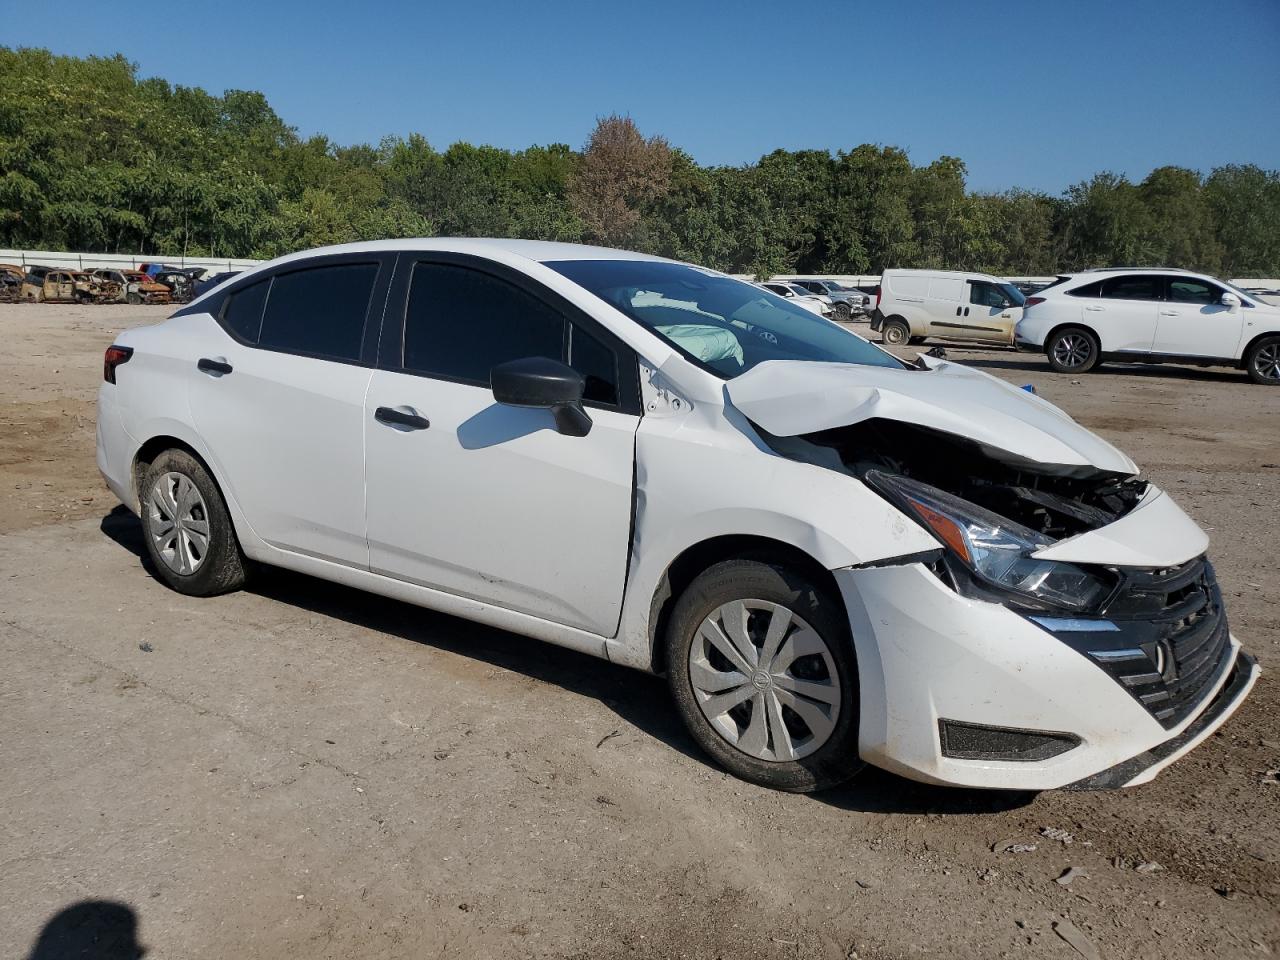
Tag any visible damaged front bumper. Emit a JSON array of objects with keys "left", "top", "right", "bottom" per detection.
[{"left": 833, "top": 561, "right": 1257, "bottom": 791}]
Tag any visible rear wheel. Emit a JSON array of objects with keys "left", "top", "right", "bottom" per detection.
[
  {"left": 140, "top": 449, "right": 246, "bottom": 596},
  {"left": 665, "top": 559, "right": 862, "bottom": 793},
  {"left": 881, "top": 317, "right": 910, "bottom": 346},
  {"left": 1046, "top": 326, "right": 1100, "bottom": 374},
  {"left": 1245, "top": 336, "right": 1280, "bottom": 385}
]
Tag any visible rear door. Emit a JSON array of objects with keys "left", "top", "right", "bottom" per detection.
[
  {"left": 186, "top": 254, "right": 393, "bottom": 567},
  {"left": 1090, "top": 274, "right": 1163, "bottom": 353},
  {"left": 1152, "top": 276, "right": 1245, "bottom": 358},
  {"left": 363, "top": 255, "right": 641, "bottom": 636}
]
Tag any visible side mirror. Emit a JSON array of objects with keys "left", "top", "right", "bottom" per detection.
[
  {"left": 491, "top": 356, "right": 592, "bottom": 437},
  {"left": 1220, "top": 292, "right": 1240, "bottom": 308}
]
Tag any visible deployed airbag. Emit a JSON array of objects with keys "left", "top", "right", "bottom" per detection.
[{"left": 656, "top": 324, "right": 744, "bottom": 366}]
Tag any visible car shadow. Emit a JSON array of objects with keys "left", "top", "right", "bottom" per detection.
[{"left": 99, "top": 506, "right": 1035, "bottom": 816}]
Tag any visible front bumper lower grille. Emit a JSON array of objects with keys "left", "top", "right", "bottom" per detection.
[{"left": 1084, "top": 556, "right": 1232, "bottom": 729}]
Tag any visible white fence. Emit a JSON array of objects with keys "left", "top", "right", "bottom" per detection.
[
  {"left": 0, "top": 248, "right": 262, "bottom": 274},
  {"left": 4, "top": 248, "right": 1277, "bottom": 296}
]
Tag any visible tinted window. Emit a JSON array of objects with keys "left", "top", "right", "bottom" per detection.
[
  {"left": 221, "top": 279, "right": 269, "bottom": 343},
  {"left": 969, "top": 281, "right": 1008, "bottom": 307},
  {"left": 1168, "top": 278, "right": 1220, "bottom": 304},
  {"left": 1067, "top": 280, "right": 1104, "bottom": 297},
  {"left": 258, "top": 262, "right": 378, "bottom": 361},
  {"left": 1101, "top": 275, "right": 1162, "bottom": 301},
  {"left": 568, "top": 324, "right": 619, "bottom": 405},
  {"left": 402, "top": 263, "right": 621, "bottom": 405}
]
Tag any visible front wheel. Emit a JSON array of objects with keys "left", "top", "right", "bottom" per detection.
[
  {"left": 881, "top": 317, "right": 910, "bottom": 346},
  {"left": 140, "top": 449, "right": 247, "bottom": 596},
  {"left": 833, "top": 301, "right": 852, "bottom": 322},
  {"left": 665, "top": 559, "right": 862, "bottom": 793},
  {"left": 1046, "top": 327, "right": 1100, "bottom": 374},
  {"left": 1245, "top": 335, "right": 1280, "bottom": 385}
]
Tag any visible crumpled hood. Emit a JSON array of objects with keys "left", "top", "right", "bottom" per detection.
[{"left": 726, "top": 357, "right": 1138, "bottom": 476}]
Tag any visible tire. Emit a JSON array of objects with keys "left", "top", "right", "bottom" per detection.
[
  {"left": 881, "top": 317, "right": 910, "bottom": 346},
  {"left": 665, "top": 558, "right": 862, "bottom": 793},
  {"left": 833, "top": 302, "right": 852, "bottom": 322},
  {"left": 1046, "top": 326, "right": 1101, "bottom": 374},
  {"left": 127, "top": 293, "right": 142, "bottom": 305},
  {"left": 139, "top": 449, "right": 247, "bottom": 596},
  {"left": 1245, "top": 335, "right": 1280, "bottom": 386}
]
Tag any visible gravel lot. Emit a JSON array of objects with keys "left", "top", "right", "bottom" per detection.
[{"left": 2, "top": 303, "right": 1277, "bottom": 960}]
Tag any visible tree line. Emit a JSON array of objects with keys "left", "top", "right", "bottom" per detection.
[{"left": 3, "top": 48, "right": 1278, "bottom": 278}]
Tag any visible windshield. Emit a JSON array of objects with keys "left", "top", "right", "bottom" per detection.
[
  {"left": 999, "top": 282, "right": 1027, "bottom": 306},
  {"left": 546, "top": 260, "right": 905, "bottom": 379}
]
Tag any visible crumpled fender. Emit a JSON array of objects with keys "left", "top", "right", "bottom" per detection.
[
  {"left": 726, "top": 356, "right": 1138, "bottom": 477},
  {"left": 1032, "top": 485, "right": 1208, "bottom": 567}
]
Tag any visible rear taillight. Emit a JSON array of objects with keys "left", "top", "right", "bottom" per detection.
[
  {"left": 104, "top": 345, "right": 133, "bottom": 383},
  {"left": 873, "top": 285, "right": 881, "bottom": 309},
  {"left": 1024, "top": 296, "right": 1046, "bottom": 308}
]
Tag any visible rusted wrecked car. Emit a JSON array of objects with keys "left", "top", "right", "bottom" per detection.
[
  {"left": 0, "top": 264, "right": 24, "bottom": 302},
  {"left": 20, "top": 270, "right": 121, "bottom": 303},
  {"left": 90, "top": 269, "right": 173, "bottom": 305},
  {"left": 151, "top": 268, "right": 203, "bottom": 304}
]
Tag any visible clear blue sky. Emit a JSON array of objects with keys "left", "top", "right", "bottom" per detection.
[{"left": 4, "top": 0, "right": 1277, "bottom": 193}]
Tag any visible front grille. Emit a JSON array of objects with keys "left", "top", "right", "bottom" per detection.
[{"left": 1086, "top": 556, "right": 1232, "bottom": 729}]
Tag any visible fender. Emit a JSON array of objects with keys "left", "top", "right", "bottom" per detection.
[{"left": 125, "top": 415, "right": 272, "bottom": 560}]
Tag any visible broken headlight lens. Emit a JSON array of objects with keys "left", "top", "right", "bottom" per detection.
[{"left": 867, "top": 471, "right": 1109, "bottom": 612}]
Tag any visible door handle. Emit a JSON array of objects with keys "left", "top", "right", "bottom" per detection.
[
  {"left": 1085, "top": 305, "right": 1104, "bottom": 312},
  {"left": 1160, "top": 310, "right": 1178, "bottom": 316},
  {"left": 375, "top": 406, "right": 430, "bottom": 431},
  {"left": 963, "top": 306, "right": 970, "bottom": 317},
  {"left": 197, "top": 357, "right": 232, "bottom": 375},
  {"left": 955, "top": 306, "right": 962, "bottom": 316}
]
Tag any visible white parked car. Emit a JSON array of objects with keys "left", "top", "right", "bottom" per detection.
[
  {"left": 97, "top": 239, "right": 1257, "bottom": 793},
  {"left": 1015, "top": 268, "right": 1280, "bottom": 385},
  {"left": 872, "top": 269, "right": 1026, "bottom": 346},
  {"left": 760, "top": 281, "right": 833, "bottom": 317}
]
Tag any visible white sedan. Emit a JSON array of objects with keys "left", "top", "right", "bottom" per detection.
[{"left": 97, "top": 239, "right": 1257, "bottom": 792}]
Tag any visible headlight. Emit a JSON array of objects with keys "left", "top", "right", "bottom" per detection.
[{"left": 867, "top": 471, "right": 1109, "bottom": 612}]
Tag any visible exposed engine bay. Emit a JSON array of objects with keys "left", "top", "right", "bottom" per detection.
[{"left": 770, "top": 418, "right": 1147, "bottom": 540}]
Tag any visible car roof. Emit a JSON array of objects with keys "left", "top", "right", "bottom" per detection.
[
  {"left": 883, "top": 268, "right": 1006, "bottom": 282},
  {"left": 260, "top": 238, "right": 673, "bottom": 267},
  {"left": 1076, "top": 266, "right": 1199, "bottom": 275}
]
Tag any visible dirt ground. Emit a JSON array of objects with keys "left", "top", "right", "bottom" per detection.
[{"left": 1, "top": 302, "right": 1277, "bottom": 960}]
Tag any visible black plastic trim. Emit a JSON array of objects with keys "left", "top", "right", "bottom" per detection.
[
  {"left": 1065, "top": 651, "right": 1256, "bottom": 790},
  {"left": 938, "top": 719, "right": 1081, "bottom": 762}
]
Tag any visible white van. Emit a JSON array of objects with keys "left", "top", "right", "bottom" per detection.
[{"left": 871, "top": 269, "right": 1026, "bottom": 346}]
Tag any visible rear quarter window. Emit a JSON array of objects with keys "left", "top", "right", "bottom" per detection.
[
  {"left": 221, "top": 279, "right": 269, "bottom": 343},
  {"left": 1066, "top": 280, "right": 1104, "bottom": 298}
]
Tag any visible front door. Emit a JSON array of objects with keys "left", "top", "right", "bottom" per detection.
[
  {"left": 363, "top": 257, "right": 641, "bottom": 637},
  {"left": 1153, "top": 276, "right": 1245, "bottom": 358},
  {"left": 961, "top": 279, "right": 1020, "bottom": 343}
]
